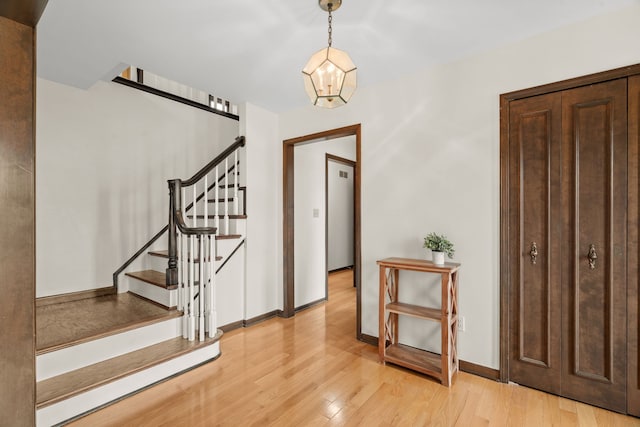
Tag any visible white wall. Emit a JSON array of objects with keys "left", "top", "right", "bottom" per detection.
[
  {"left": 327, "top": 160, "right": 354, "bottom": 271},
  {"left": 36, "top": 78, "right": 239, "bottom": 297},
  {"left": 240, "top": 103, "right": 282, "bottom": 319},
  {"left": 279, "top": 4, "right": 640, "bottom": 369},
  {"left": 293, "top": 137, "right": 355, "bottom": 308}
]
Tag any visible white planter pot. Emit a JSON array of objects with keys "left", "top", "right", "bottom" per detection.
[{"left": 432, "top": 251, "right": 445, "bottom": 265}]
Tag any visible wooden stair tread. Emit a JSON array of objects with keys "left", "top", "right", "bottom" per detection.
[
  {"left": 215, "top": 234, "right": 242, "bottom": 240},
  {"left": 187, "top": 214, "right": 247, "bottom": 219},
  {"left": 199, "top": 198, "right": 234, "bottom": 203},
  {"left": 148, "top": 249, "right": 223, "bottom": 262},
  {"left": 36, "top": 293, "right": 179, "bottom": 354},
  {"left": 218, "top": 184, "right": 246, "bottom": 189},
  {"left": 36, "top": 331, "right": 222, "bottom": 409},
  {"left": 125, "top": 270, "right": 176, "bottom": 290}
]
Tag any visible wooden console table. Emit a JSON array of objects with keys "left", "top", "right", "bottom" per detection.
[{"left": 377, "top": 257, "right": 460, "bottom": 386}]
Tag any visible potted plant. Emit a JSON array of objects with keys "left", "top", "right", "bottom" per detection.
[{"left": 423, "top": 232, "right": 455, "bottom": 265}]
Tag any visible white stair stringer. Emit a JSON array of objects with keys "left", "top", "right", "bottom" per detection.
[
  {"left": 36, "top": 339, "right": 221, "bottom": 427},
  {"left": 37, "top": 316, "right": 181, "bottom": 381},
  {"left": 216, "top": 235, "right": 244, "bottom": 261},
  {"left": 215, "top": 242, "right": 245, "bottom": 328}
]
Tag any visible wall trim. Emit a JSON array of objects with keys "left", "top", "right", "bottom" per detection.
[
  {"left": 282, "top": 124, "right": 363, "bottom": 338},
  {"left": 459, "top": 360, "right": 501, "bottom": 381},
  {"left": 36, "top": 287, "right": 115, "bottom": 307},
  {"left": 219, "top": 310, "right": 282, "bottom": 333},
  {"left": 359, "top": 333, "right": 378, "bottom": 346},
  {"left": 112, "top": 77, "right": 239, "bottom": 121},
  {"left": 243, "top": 310, "right": 279, "bottom": 327},
  {"left": 219, "top": 320, "right": 243, "bottom": 333},
  {"left": 295, "top": 298, "right": 327, "bottom": 313}
]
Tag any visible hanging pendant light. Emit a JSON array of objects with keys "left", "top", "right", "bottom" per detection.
[{"left": 302, "top": 0, "right": 357, "bottom": 108}]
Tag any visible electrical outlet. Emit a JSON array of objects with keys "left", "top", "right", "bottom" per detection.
[{"left": 458, "top": 315, "right": 465, "bottom": 332}]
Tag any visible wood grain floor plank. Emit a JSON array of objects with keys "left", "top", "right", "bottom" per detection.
[{"left": 68, "top": 270, "right": 640, "bottom": 426}]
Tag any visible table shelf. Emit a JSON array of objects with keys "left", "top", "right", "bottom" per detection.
[
  {"left": 385, "top": 302, "right": 441, "bottom": 321},
  {"left": 377, "top": 257, "right": 460, "bottom": 386},
  {"left": 384, "top": 344, "right": 442, "bottom": 377}
]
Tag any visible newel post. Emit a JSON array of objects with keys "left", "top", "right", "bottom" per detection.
[{"left": 167, "top": 179, "right": 181, "bottom": 286}]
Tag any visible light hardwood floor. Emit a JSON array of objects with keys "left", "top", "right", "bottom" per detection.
[{"left": 70, "top": 270, "right": 640, "bottom": 426}]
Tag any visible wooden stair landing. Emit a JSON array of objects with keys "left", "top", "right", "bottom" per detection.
[
  {"left": 36, "top": 331, "right": 222, "bottom": 409},
  {"left": 36, "top": 292, "right": 180, "bottom": 354}
]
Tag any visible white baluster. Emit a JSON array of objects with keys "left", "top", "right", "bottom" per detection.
[
  {"left": 182, "top": 188, "right": 188, "bottom": 339},
  {"left": 208, "top": 235, "right": 216, "bottom": 337},
  {"left": 204, "top": 235, "right": 209, "bottom": 335},
  {"left": 204, "top": 175, "right": 208, "bottom": 228},
  {"left": 234, "top": 149, "right": 239, "bottom": 216},
  {"left": 192, "top": 184, "right": 197, "bottom": 228},
  {"left": 225, "top": 158, "right": 229, "bottom": 233},
  {"left": 177, "top": 229, "right": 182, "bottom": 312},
  {"left": 198, "top": 235, "right": 205, "bottom": 341},
  {"left": 188, "top": 235, "right": 195, "bottom": 341},
  {"left": 215, "top": 166, "right": 220, "bottom": 232}
]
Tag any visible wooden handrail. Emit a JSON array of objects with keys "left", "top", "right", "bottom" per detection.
[
  {"left": 184, "top": 161, "right": 239, "bottom": 212},
  {"left": 167, "top": 136, "right": 245, "bottom": 285},
  {"left": 175, "top": 211, "right": 216, "bottom": 236},
  {"left": 181, "top": 136, "right": 244, "bottom": 187}
]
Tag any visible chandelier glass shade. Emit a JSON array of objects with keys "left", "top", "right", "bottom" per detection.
[
  {"left": 302, "top": 0, "right": 357, "bottom": 108},
  {"left": 302, "top": 46, "right": 357, "bottom": 108}
]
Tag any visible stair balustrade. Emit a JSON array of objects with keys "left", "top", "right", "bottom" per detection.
[
  {"left": 167, "top": 136, "right": 245, "bottom": 341},
  {"left": 113, "top": 136, "right": 245, "bottom": 342}
]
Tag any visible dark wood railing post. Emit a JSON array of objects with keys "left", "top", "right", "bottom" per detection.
[{"left": 167, "top": 179, "right": 181, "bottom": 286}]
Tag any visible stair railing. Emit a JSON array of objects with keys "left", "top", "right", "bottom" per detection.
[{"left": 167, "top": 136, "right": 245, "bottom": 341}]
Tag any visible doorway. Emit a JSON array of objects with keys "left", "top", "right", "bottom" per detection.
[
  {"left": 282, "top": 124, "right": 362, "bottom": 340},
  {"left": 326, "top": 154, "right": 355, "bottom": 286}
]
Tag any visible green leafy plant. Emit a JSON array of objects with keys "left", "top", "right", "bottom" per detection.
[{"left": 423, "top": 232, "right": 455, "bottom": 258}]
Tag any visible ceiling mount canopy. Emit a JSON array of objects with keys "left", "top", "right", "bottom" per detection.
[
  {"left": 302, "top": 0, "right": 357, "bottom": 109},
  {"left": 318, "top": 0, "right": 342, "bottom": 12}
]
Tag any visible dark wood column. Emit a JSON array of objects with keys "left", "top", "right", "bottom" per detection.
[
  {"left": 0, "top": 0, "right": 47, "bottom": 423},
  {"left": 0, "top": 15, "right": 36, "bottom": 424}
]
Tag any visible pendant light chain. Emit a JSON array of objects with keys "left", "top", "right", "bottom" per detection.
[{"left": 327, "top": 5, "right": 333, "bottom": 47}]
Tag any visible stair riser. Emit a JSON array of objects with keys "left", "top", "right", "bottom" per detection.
[
  {"left": 37, "top": 317, "right": 181, "bottom": 381},
  {"left": 186, "top": 217, "right": 246, "bottom": 236},
  {"left": 36, "top": 341, "right": 220, "bottom": 427},
  {"left": 127, "top": 277, "right": 177, "bottom": 308}
]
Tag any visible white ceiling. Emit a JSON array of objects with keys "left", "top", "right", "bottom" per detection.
[{"left": 37, "top": 0, "right": 636, "bottom": 113}]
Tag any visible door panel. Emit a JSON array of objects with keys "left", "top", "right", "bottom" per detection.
[
  {"left": 629, "top": 75, "right": 640, "bottom": 417},
  {"left": 509, "top": 92, "right": 562, "bottom": 394},
  {"left": 561, "top": 79, "right": 627, "bottom": 412}
]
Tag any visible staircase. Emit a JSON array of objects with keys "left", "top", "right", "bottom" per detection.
[{"left": 35, "top": 136, "right": 247, "bottom": 426}]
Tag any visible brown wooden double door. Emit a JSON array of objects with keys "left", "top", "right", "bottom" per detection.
[{"left": 508, "top": 77, "right": 640, "bottom": 414}]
